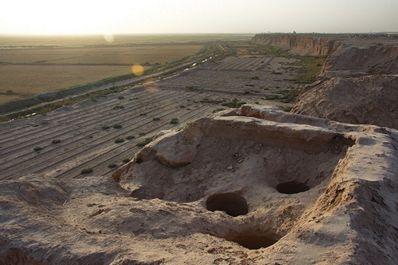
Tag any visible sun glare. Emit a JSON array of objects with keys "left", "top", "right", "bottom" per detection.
[
  {"left": 131, "top": 64, "right": 145, "bottom": 77},
  {"left": 0, "top": 0, "right": 130, "bottom": 35}
]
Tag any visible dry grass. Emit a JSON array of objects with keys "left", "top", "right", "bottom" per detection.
[
  {"left": 0, "top": 43, "right": 203, "bottom": 104},
  {"left": 0, "top": 34, "right": 249, "bottom": 107},
  {"left": 0, "top": 34, "right": 252, "bottom": 47},
  {"left": 0, "top": 64, "right": 131, "bottom": 102},
  {"left": 0, "top": 45, "right": 202, "bottom": 65}
]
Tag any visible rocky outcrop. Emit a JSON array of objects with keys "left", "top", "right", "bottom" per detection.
[{"left": 2, "top": 106, "right": 398, "bottom": 264}]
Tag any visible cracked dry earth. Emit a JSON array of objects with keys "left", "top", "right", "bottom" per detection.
[{"left": 1, "top": 105, "right": 398, "bottom": 264}]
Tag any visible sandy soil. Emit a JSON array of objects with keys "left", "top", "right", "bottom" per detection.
[
  {"left": 2, "top": 35, "right": 398, "bottom": 265},
  {"left": 1, "top": 105, "right": 398, "bottom": 264}
]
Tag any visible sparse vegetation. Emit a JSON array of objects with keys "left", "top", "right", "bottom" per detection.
[
  {"left": 278, "top": 87, "right": 302, "bottom": 103},
  {"left": 108, "top": 163, "right": 118, "bottom": 169},
  {"left": 170, "top": 118, "right": 179, "bottom": 125},
  {"left": 115, "top": 138, "right": 125, "bottom": 144},
  {"left": 112, "top": 105, "right": 124, "bottom": 110},
  {"left": 52, "top": 139, "right": 61, "bottom": 144},
  {"left": 122, "top": 159, "right": 130, "bottom": 164},
  {"left": 200, "top": 98, "right": 224, "bottom": 104},
  {"left": 264, "top": 95, "right": 281, "bottom": 100},
  {"left": 293, "top": 56, "right": 326, "bottom": 84},
  {"left": 81, "top": 168, "right": 93, "bottom": 175},
  {"left": 126, "top": 135, "right": 135, "bottom": 140},
  {"left": 33, "top": 146, "right": 43, "bottom": 152},
  {"left": 263, "top": 88, "right": 302, "bottom": 103},
  {"left": 136, "top": 137, "right": 153, "bottom": 147},
  {"left": 212, "top": 108, "right": 226, "bottom": 113},
  {"left": 102, "top": 125, "right": 110, "bottom": 130},
  {"left": 113, "top": 124, "right": 122, "bottom": 129},
  {"left": 118, "top": 96, "right": 125, "bottom": 100},
  {"left": 222, "top": 98, "right": 246, "bottom": 108},
  {"left": 280, "top": 105, "right": 293, "bottom": 112}
]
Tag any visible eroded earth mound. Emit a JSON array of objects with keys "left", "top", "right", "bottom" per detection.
[
  {"left": 1, "top": 105, "right": 398, "bottom": 265},
  {"left": 292, "top": 38, "right": 398, "bottom": 128},
  {"left": 292, "top": 75, "right": 398, "bottom": 128},
  {"left": 323, "top": 42, "right": 398, "bottom": 77},
  {"left": 254, "top": 34, "right": 398, "bottom": 129}
]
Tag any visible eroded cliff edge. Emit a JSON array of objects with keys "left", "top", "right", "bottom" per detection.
[{"left": 253, "top": 34, "right": 398, "bottom": 129}]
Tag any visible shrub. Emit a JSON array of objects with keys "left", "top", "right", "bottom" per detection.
[
  {"left": 170, "top": 118, "right": 179, "bottom": 125},
  {"left": 212, "top": 108, "right": 225, "bottom": 113},
  {"left": 112, "top": 105, "right": 124, "bottom": 110},
  {"left": 136, "top": 137, "right": 153, "bottom": 147},
  {"left": 81, "top": 168, "right": 93, "bottom": 174},
  {"left": 115, "top": 138, "right": 125, "bottom": 144},
  {"left": 52, "top": 139, "right": 61, "bottom": 144},
  {"left": 33, "top": 146, "right": 43, "bottom": 152},
  {"left": 221, "top": 98, "right": 246, "bottom": 108},
  {"left": 108, "top": 163, "right": 117, "bottom": 169}
]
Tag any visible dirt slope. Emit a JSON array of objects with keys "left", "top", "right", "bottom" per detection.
[
  {"left": 292, "top": 75, "right": 398, "bottom": 128},
  {"left": 254, "top": 34, "right": 398, "bottom": 129},
  {"left": 1, "top": 105, "right": 398, "bottom": 265},
  {"left": 292, "top": 39, "right": 398, "bottom": 128},
  {"left": 323, "top": 43, "right": 398, "bottom": 77}
]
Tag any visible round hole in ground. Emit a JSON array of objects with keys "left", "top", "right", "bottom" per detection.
[
  {"left": 206, "top": 192, "right": 248, "bottom": 217},
  {"left": 276, "top": 181, "right": 309, "bottom": 194},
  {"left": 228, "top": 234, "right": 279, "bottom": 250}
]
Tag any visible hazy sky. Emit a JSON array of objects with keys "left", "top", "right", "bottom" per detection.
[{"left": 0, "top": 0, "right": 397, "bottom": 35}]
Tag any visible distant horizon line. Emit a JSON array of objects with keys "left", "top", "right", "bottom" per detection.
[{"left": 0, "top": 31, "right": 397, "bottom": 37}]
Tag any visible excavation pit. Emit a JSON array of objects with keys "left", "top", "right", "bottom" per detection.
[
  {"left": 276, "top": 181, "right": 310, "bottom": 194},
  {"left": 118, "top": 108, "right": 354, "bottom": 204},
  {"left": 226, "top": 233, "right": 279, "bottom": 250},
  {"left": 206, "top": 192, "right": 248, "bottom": 217}
]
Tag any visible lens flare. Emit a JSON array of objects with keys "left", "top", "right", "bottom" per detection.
[
  {"left": 131, "top": 64, "right": 145, "bottom": 76},
  {"left": 104, "top": 34, "right": 114, "bottom": 43},
  {"left": 143, "top": 78, "right": 159, "bottom": 93}
]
